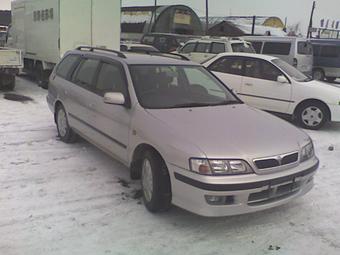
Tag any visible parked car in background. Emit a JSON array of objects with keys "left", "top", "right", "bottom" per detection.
[
  {"left": 204, "top": 52, "right": 340, "bottom": 130},
  {"left": 47, "top": 47, "right": 318, "bottom": 217},
  {"left": 177, "top": 37, "right": 255, "bottom": 63},
  {"left": 120, "top": 42, "right": 159, "bottom": 53},
  {"left": 311, "top": 39, "right": 340, "bottom": 82},
  {"left": 244, "top": 36, "right": 313, "bottom": 76},
  {"left": 141, "top": 33, "right": 198, "bottom": 53}
]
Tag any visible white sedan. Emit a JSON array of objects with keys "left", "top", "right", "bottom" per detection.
[{"left": 203, "top": 52, "right": 340, "bottom": 130}]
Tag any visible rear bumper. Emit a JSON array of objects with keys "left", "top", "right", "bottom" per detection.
[{"left": 168, "top": 157, "right": 319, "bottom": 217}]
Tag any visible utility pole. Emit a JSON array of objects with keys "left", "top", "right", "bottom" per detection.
[
  {"left": 205, "top": 0, "right": 209, "bottom": 35},
  {"left": 307, "top": 1, "right": 316, "bottom": 38}
]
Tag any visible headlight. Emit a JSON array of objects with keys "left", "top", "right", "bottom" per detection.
[
  {"left": 300, "top": 141, "right": 314, "bottom": 162},
  {"left": 190, "top": 158, "right": 254, "bottom": 175}
]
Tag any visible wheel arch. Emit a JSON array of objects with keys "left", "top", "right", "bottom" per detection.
[
  {"left": 130, "top": 143, "right": 167, "bottom": 180},
  {"left": 294, "top": 98, "right": 331, "bottom": 121}
]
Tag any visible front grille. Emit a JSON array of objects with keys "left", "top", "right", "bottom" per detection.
[{"left": 254, "top": 152, "right": 299, "bottom": 170}]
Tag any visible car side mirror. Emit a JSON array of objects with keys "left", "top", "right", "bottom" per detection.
[
  {"left": 103, "top": 92, "right": 125, "bottom": 105},
  {"left": 277, "top": 75, "right": 289, "bottom": 84}
]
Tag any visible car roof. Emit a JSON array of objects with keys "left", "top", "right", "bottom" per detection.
[
  {"left": 185, "top": 38, "right": 247, "bottom": 44},
  {"left": 209, "top": 52, "right": 277, "bottom": 61},
  {"left": 68, "top": 49, "right": 200, "bottom": 66}
]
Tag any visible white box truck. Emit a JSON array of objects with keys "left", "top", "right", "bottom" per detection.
[{"left": 6, "top": 0, "right": 121, "bottom": 88}]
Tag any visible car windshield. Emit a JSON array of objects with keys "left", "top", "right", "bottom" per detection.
[
  {"left": 272, "top": 59, "right": 312, "bottom": 82},
  {"left": 129, "top": 65, "right": 241, "bottom": 109},
  {"left": 231, "top": 43, "right": 256, "bottom": 53}
]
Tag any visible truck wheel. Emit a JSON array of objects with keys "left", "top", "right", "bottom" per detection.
[
  {"left": 296, "top": 102, "right": 328, "bottom": 130},
  {"left": 0, "top": 74, "right": 15, "bottom": 91},
  {"left": 35, "top": 63, "right": 49, "bottom": 89},
  {"left": 141, "top": 150, "right": 172, "bottom": 213},
  {"left": 312, "top": 69, "right": 325, "bottom": 81},
  {"left": 56, "top": 105, "right": 77, "bottom": 143}
]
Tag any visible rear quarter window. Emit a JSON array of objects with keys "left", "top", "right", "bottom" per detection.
[
  {"left": 251, "top": 41, "right": 263, "bottom": 53},
  {"left": 298, "top": 42, "right": 313, "bottom": 55},
  {"left": 263, "top": 42, "right": 291, "bottom": 55},
  {"left": 56, "top": 55, "right": 80, "bottom": 79}
]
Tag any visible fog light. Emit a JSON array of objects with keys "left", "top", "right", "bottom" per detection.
[{"left": 205, "top": 195, "right": 235, "bottom": 205}]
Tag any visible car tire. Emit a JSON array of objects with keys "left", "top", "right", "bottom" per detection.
[
  {"left": 312, "top": 69, "right": 325, "bottom": 81},
  {"left": 0, "top": 74, "right": 15, "bottom": 91},
  {"left": 326, "top": 77, "right": 336, "bottom": 83},
  {"left": 141, "top": 150, "right": 172, "bottom": 213},
  {"left": 296, "top": 102, "right": 328, "bottom": 130},
  {"left": 56, "top": 105, "right": 77, "bottom": 143},
  {"left": 35, "top": 63, "right": 49, "bottom": 89}
]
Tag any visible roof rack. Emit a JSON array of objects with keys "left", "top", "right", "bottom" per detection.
[{"left": 76, "top": 46, "right": 126, "bottom": 59}]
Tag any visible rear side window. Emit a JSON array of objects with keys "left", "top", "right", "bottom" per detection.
[
  {"left": 142, "top": 36, "right": 155, "bottom": 45},
  {"left": 263, "top": 42, "right": 291, "bottom": 55},
  {"left": 320, "top": 45, "right": 340, "bottom": 58},
  {"left": 181, "top": 43, "right": 196, "bottom": 53},
  {"left": 298, "top": 42, "right": 313, "bottom": 55},
  {"left": 56, "top": 55, "right": 80, "bottom": 79},
  {"left": 73, "top": 58, "right": 100, "bottom": 89},
  {"left": 195, "top": 43, "right": 210, "bottom": 53},
  {"left": 244, "top": 58, "right": 283, "bottom": 81},
  {"left": 209, "top": 57, "right": 243, "bottom": 75},
  {"left": 231, "top": 43, "right": 255, "bottom": 53},
  {"left": 211, "top": 43, "right": 225, "bottom": 54},
  {"left": 251, "top": 41, "right": 263, "bottom": 53},
  {"left": 95, "top": 63, "right": 127, "bottom": 96}
]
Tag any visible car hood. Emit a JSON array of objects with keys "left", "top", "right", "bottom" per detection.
[{"left": 146, "top": 104, "right": 309, "bottom": 161}]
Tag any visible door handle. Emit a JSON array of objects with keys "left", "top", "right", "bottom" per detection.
[{"left": 245, "top": 83, "right": 253, "bottom": 86}]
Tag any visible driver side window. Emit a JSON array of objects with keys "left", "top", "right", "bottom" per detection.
[{"left": 244, "top": 58, "right": 282, "bottom": 81}]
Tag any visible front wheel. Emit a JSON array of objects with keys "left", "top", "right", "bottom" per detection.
[
  {"left": 141, "top": 151, "right": 172, "bottom": 213},
  {"left": 56, "top": 105, "right": 77, "bottom": 143},
  {"left": 296, "top": 102, "right": 328, "bottom": 130}
]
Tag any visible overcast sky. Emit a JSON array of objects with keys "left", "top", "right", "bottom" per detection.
[{"left": 0, "top": 0, "right": 338, "bottom": 32}]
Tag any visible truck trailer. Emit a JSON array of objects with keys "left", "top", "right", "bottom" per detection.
[{"left": 7, "top": 0, "right": 121, "bottom": 88}]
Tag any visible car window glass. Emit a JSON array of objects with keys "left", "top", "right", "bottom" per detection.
[
  {"left": 262, "top": 61, "right": 282, "bottom": 81},
  {"left": 211, "top": 43, "right": 225, "bottom": 54},
  {"left": 56, "top": 55, "right": 80, "bottom": 79},
  {"left": 263, "top": 42, "right": 291, "bottom": 55},
  {"left": 120, "top": 45, "right": 128, "bottom": 51},
  {"left": 184, "top": 68, "right": 227, "bottom": 98},
  {"left": 298, "top": 42, "right": 313, "bottom": 55},
  {"left": 195, "top": 43, "right": 210, "bottom": 53},
  {"left": 251, "top": 41, "right": 263, "bottom": 53},
  {"left": 244, "top": 59, "right": 262, "bottom": 79},
  {"left": 95, "top": 63, "right": 127, "bottom": 96},
  {"left": 142, "top": 36, "right": 155, "bottom": 44},
  {"left": 181, "top": 43, "right": 196, "bottom": 53},
  {"left": 231, "top": 43, "right": 255, "bottom": 53},
  {"left": 73, "top": 58, "right": 100, "bottom": 89},
  {"left": 320, "top": 45, "right": 339, "bottom": 58},
  {"left": 209, "top": 57, "right": 243, "bottom": 75}
]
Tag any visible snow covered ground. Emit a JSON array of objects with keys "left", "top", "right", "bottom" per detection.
[{"left": 1, "top": 77, "right": 340, "bottom": 255}]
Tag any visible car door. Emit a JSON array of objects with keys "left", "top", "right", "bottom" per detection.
[
  {"left": 208, "top": 56, "right": 244, "bottom": 94},
  {"left": 240, "top": 57, "right": 292, "bottom": 113},
  {"left": 190, "top": 42, "right": 212, "bottom": 63},
  {"left": 66, "top": 57, "right": 101, "bottom": 138},
  {"left": 89, "top": 61, "right": 131, "bottom": 164}
]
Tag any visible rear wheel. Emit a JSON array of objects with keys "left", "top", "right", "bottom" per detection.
[
  {"left": 0, "top": 74, "right": 15, "bottom": 91},
  {"left": 56, "top": 105, "right": 77, "bottom": 143},
  {"left": 35, "top": 63, "right": 49, "bottom": 89},
  {"left": 141, "top": 150, "right": 171, "bottom": 213},
  {"left": 296, "top": 102, "right": 328, "bottom": 130},
  {"left": 312, "top": 69, "right": 325, "bottom": 81}
]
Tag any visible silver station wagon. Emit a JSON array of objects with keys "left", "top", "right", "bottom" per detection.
[{"left": 47, "top": 46, "right": 319, "bottom": 217}]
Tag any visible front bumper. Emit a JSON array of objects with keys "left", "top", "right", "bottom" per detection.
[
  {"left": 328, "top": 104, "right": 340, "bottom": 122},
  {"left": 169, "top": 157, "right": 319, "bottom": 217}
]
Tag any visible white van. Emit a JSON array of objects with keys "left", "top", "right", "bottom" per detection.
[
  {"left": 176, "top": 37, "right": 255, "bottom": 63},
  {"left": 243, "top": 36, "right": 313, "bottom": 76}
]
